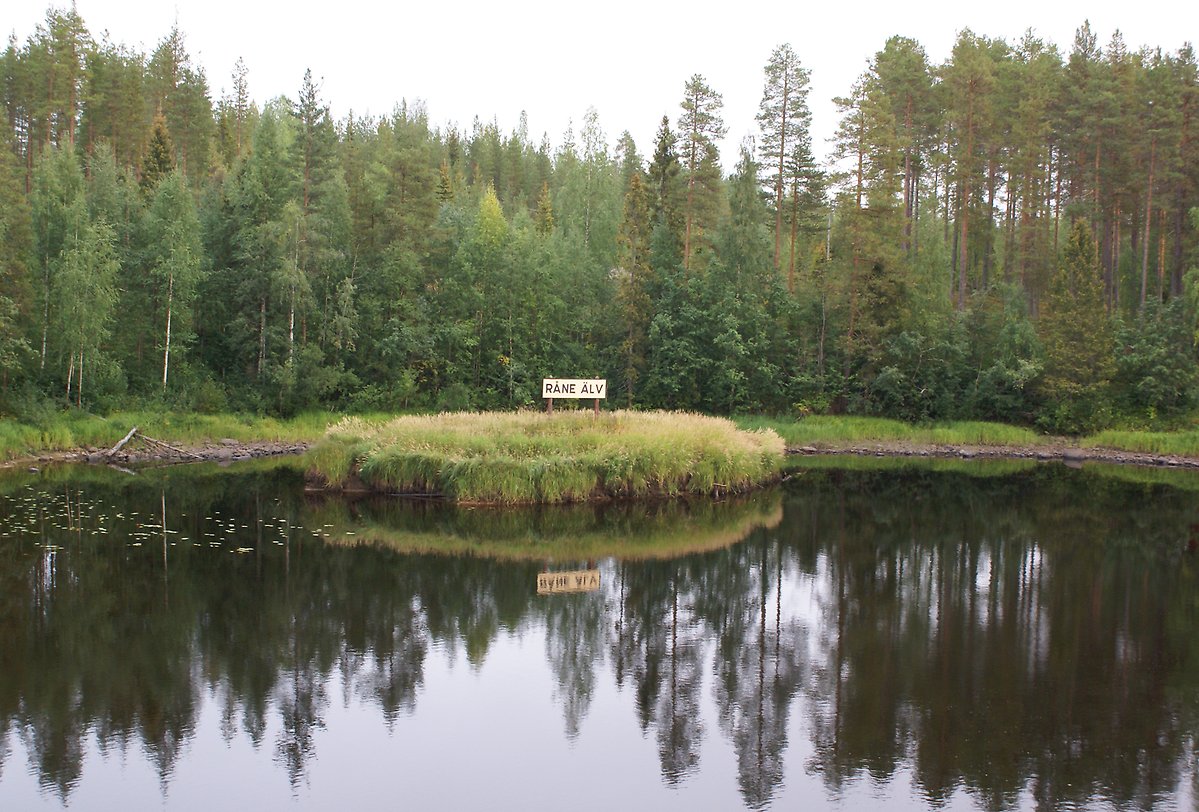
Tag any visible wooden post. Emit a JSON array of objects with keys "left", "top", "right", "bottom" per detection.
[
  {"left": 593, "top": 398, "right": 599, "bottom": 418},
  {"left": 547, "top": 397, "right": 553, "bottom": 415}
]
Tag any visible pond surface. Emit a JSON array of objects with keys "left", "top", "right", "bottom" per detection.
[{"left": 1, "top": 457, "right": 1198, "bottom": 810}]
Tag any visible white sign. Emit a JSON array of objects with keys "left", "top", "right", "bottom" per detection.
[
  {"left": 542, "top": 378, "right": 607, "bottom": 399},
  {"left": 537, "top": 570, "right": 601, "bottom": 594}
]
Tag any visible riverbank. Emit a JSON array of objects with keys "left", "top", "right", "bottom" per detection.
[
  {"left": 3, "top": 437, "right": 314, "bottom": 469},
  {"left": 736, "top": 415, "right": 1199, "bottom": 468},
  {"left": 4, "top": 411, "right": 1198, "bottom": 473},
  {"left": 0, "top": 410, "right": 337, "bottom": 469},
  {"left": 785, "top": 440, "right": 1199, "bottom": 469}
]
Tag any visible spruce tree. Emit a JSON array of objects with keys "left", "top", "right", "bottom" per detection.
[
  {"left": 646, "top": 115, "right": 683, "bottom": 236},
  {"left": 1037, "top": 220, "right": 1115, "bottom": 431},
  {"left": 616, "top": 172, "right": 652, "bottom": 405},
  {"left": 141, "top": 110, "right": 175, "bottom": 193},
  {"left": 535, "top": 182, "right": 554, "bottom": 235}
]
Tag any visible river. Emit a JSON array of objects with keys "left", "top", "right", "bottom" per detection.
[{"left": 0, "top": 457, "right": 1196, "bottom": 810}]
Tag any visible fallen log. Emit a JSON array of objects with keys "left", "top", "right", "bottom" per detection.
[{"left": 105, "top": 426, "right": 139, "bottom": 458}]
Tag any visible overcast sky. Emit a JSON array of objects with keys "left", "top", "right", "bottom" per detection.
[{"left": 6, "top": 1, "right": 1197, "bottom": 167}]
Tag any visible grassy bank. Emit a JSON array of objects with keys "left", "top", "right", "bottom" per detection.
[
  {"left": 738, "top": 415, "right": 1199, "bottom": 457},
  {"left": 6, "top": 409, "right": 1199, "bottom": 469},
  {"left": 0, "top": 410, "right": 342, "bottom": 461},
  {"left": 1081, "top": 428, "right": 1199, "bottom": 457},
  {"left": 736, "top": 416, "right": 1045, "bottom": 448},
  {"left": 307, "top": 410, "right": 785, "bottom": 504}
]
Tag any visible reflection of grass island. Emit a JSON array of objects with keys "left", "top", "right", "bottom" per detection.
[
  {"left": 305, "top": 411, "right": 784, "bottom": 504},
  {"left": 310, "top": 492, "right": 784, "bottom": 561}
]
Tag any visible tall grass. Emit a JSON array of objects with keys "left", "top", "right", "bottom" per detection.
[
  {"left": 1083, "top": 429, "right": 1199, "bottom": 457},
  {"left": 307, "top": 410, "right": 785, "bottom": 504},
  {"left": 0, "top": 410, "right": 345, "bottom": 460},
  {"left": 785, "top": 455, "right": 1039, "bottom": 478},
  {"left": 737, "top": 416, "right": 1043, "bottom": 448}
]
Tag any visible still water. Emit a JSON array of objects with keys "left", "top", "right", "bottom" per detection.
[{"left": 1, "top": 457, "right": 1198, "bottom": 810}]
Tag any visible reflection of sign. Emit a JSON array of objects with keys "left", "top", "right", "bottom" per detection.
[
  {"left": 537, "top": 570, "right": 601, "bottom": 594},
  {"left": 542, "top": 379, "right": 607, "bottom": 399}
]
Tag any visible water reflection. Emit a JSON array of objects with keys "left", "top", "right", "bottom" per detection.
[{"left": 0, "top": 460, "right": 1196, "bottom": 810}]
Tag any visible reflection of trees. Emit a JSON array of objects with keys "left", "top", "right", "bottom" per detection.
[
  {"left": 543, "top": 576, "right": 606, "bottom": 738},
  {"left": 609, "top": 535, "right": 805, "bottom": 805},
  {"left": 611, "top": 559, "right": 706, "bottom": 783},
  {"left": 711, "top": 544, "right": 803, "bottom": 809},
  {"left": 2, "top": 463, "right": 1199, "bottom": 808},
  {"left": 794, "top": 467, "right": 1199, "bottom": 810}
]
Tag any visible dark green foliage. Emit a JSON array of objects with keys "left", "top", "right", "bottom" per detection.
[
  {"left": 1037, "top": 222, "right": 1116, "bottom": 432},
  {"left": 869, "top": 325, "right": 967, "bottom": 421},
  {"left": 1, "top": 7, "right": 1198, "bottom": 430},
  {"left": 1112, "top": 299, "right": 1198, "bottom": 420},
  {"left": 961, "top": 286, "right": 1043, "bottom": 422},
  {"left": 140, "top": 110, "right": 174, "bottom": 192}
]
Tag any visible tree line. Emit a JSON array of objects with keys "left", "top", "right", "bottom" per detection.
[{"left": 1, "top": 7, "right": 1198, "bottom": 430}]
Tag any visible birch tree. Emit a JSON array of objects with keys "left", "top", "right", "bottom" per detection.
[{"left": 143, "top": 170, "right": 201, "bottom": 391}]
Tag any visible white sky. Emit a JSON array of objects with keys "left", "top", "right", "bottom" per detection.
[{"left": 5, "top": 1, "right": 1197, "bottom": 167}]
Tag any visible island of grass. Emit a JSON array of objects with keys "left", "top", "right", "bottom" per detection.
[{"left": 305, "top": 410, "right": 785, "bottom": 504}]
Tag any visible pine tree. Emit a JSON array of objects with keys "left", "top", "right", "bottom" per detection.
[
  {"left": 872, "top": 36, "right": 935, "bottom": 256},
  {"left": 943, "top": 30, "right": 998, "bottom": 309},
  {"left": 678, "top": 74, "right": 726, "bottom": 271},
  {"left": 146, "top": 27, "right": 214, "bottom": 184},
  {"left": 231, "top": 56, "right": 249, "bottom": 156},
  {"left": 756, "top": 43, "right": 811, "bottom": 270}
]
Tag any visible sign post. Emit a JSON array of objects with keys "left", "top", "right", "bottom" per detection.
[{"left": 542, "top": 379, "right": 606, "bottom": 417}]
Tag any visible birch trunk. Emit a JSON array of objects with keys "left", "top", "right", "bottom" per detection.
[{"left": 162, "top": 273, "right": 173, "bottom": 390}]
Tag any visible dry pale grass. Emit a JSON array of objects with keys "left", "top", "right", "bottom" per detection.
[{"left": 307, "top": 410, "right": 784, "bottom": 503}]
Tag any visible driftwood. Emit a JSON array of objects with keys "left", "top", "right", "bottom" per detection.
[
  {"left": 138, "top": 433, "right": 204, "bottom": 460},
  {"left": 105, "top": 426, "right": 139, "bottom": 458},
  {"left": 97, "top": 426, "right": 204, "bottom": 463}
]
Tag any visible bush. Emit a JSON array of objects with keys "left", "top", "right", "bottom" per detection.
[{"left": 1112, "top": 299, "right": 1198, "bottom": 421}]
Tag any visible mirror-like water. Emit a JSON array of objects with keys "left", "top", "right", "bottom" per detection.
[{"left": 1, "top": 458, "right": 1197, "bottom": 810}]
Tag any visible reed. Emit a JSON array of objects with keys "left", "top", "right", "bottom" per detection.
[{"left": 306, "top": 410, "right": 785, "bottom": 504}]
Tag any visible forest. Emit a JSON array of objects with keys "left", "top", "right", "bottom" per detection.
[{"left": 1, "top": 7, "right": 1198, "bottom": 432}]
